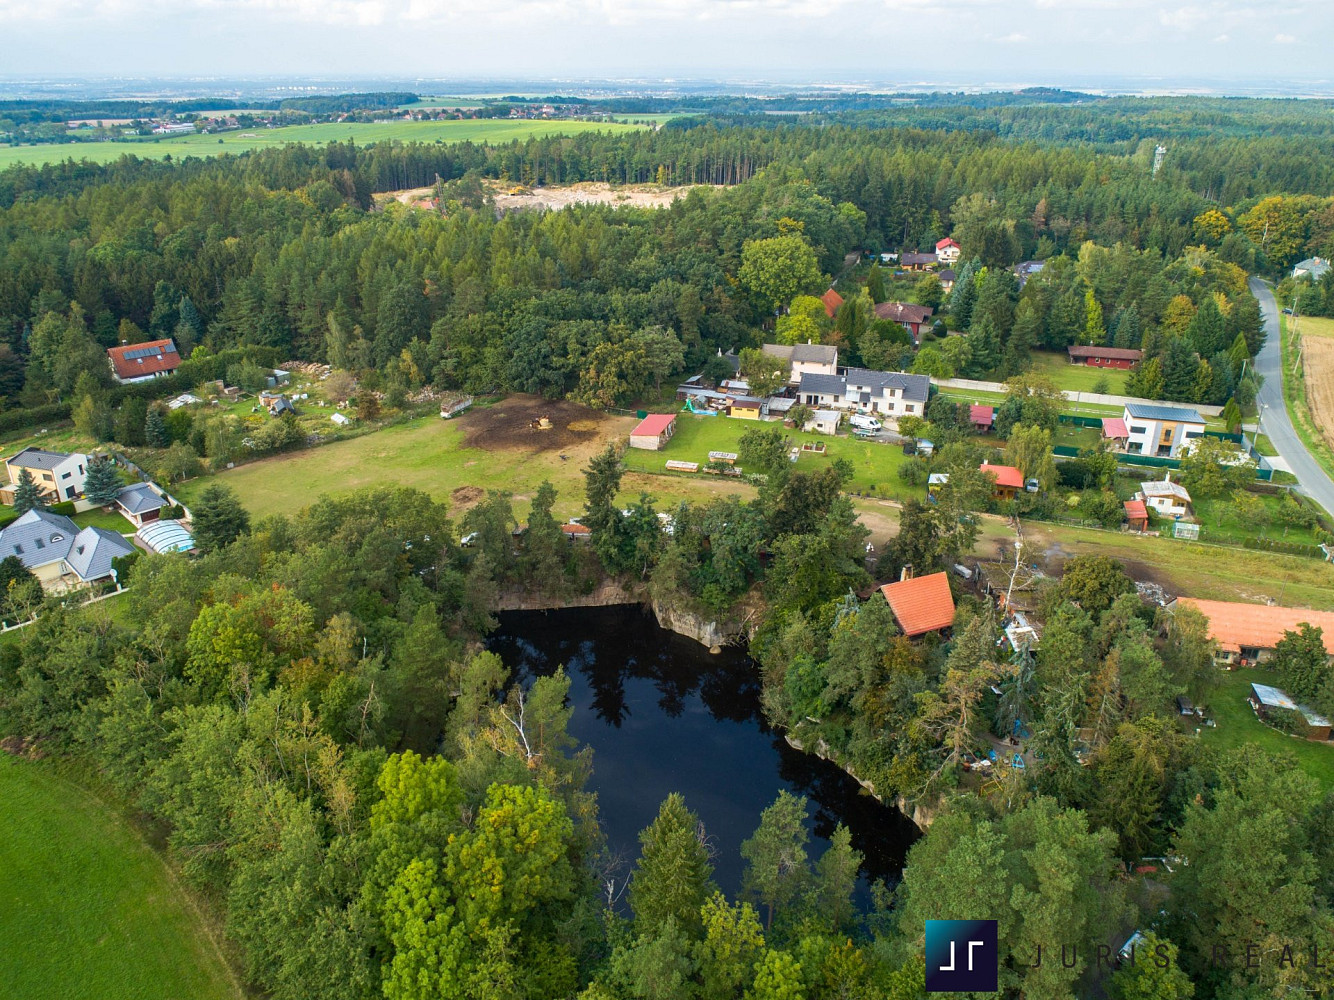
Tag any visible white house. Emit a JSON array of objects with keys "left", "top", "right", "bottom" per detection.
[
  {"left": 761, "top": 343, "right": 838, "bottom": 386},
  {"left": 803, "top": 409, "right": 841, "bottom": 436},
  {"left": 1121, "top": 403, "right": 1206, "bottom": 459},
  {"left": 796, "top": 368, "right": 930, "bottom": 428},
  {"left": 0, "top": 508, "right": 134, "bottom": 592},
  {"left": 1136, "top": 474, "right": 1193, "bottom": 519},
  {"left": 935, "top": 238, "right": 961, "bottom": 265},
  {"left": 1293, "top": 257, "right": 1330, "bottom": 282},
  {"left": 5, "top": 447, "right": 90, "bottom": 502}
]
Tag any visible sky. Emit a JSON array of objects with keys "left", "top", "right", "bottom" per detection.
[{"left": 0, "top": 0, "right": 1327, "bottom": 91}]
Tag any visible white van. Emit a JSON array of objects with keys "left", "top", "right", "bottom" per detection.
[{"left": 849, "top": 413, "right": 882, "bottom": 432}]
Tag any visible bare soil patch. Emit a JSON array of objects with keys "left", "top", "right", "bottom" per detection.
[
  {"left": 458, "top": 395, "right": 612, "bottom": 454},
  {"left": 450, "top": 486, "right": 485, "bottom": 507},
  {"left": 1301, "top": 334, "right": 1334, "bottom": 454},
  {"left": 489, "top": 181, "right": 709, "bottom": 213}
]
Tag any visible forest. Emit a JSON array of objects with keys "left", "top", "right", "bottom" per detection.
[{"left": 3, "top": 98, "right": 1334, "bottom": 999}]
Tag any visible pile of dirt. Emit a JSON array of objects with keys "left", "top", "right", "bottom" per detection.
[
  {"left": 458, "top": 395, "right": 611, "bottom": 453},
  {"left": 451, "top": 486, "right": 485, "bottom": 506}
]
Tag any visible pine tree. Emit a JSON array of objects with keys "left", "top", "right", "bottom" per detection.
[
  {"left": 144, "top": 406, "right": 170, "bottom": 448},
  {"left": 1001, "top": 298, "right": 1041, "bottom": 377},
  {"left": 1206, "top": 351, "right": 1235, "bottom": 405},
  {"left": 191, "top": 483, "right": 251, "bottom": 554},
  {"left": 865, "top": 264, "right": 887, "bottom": 303},
  {"left": 82, "top": 457, "right": 123, "bottom": 507},
  {"left": 1227, "top": 331, "right": 1250, "bottom": 377},
  {"left": 628, "top": 793, "right": 715, "bottom": 937},
  {"left": 12, "top": 468, "right": 46, "bottom": 514},
  {"left": 1111, "top": 303, "right": 1141, "bottom": 349},
  {"left": 966, "top": 317, "right": 1002, "bottom": 378},
  {"left": 948, "top": 259, "right": 979, "bottom": 327},
  {"left": 741, "top": 790, "right": 810, "bottom": 931},
  {"left": 1126, "top": 356, "right": 1165, "bottom": 401},
  {"left": 1187, "top": 295, "right": 1227, "bottom": 358},
  {"left": 1222, "top": 397, "right": 1243, "bottom": 433},
  {"left": 1161, "top": 339, "right": 1200, "bottom": 402}
]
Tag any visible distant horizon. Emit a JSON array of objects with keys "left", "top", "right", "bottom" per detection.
[{"left": 4, "top": 74, "right": 1334, "bottom": 103}]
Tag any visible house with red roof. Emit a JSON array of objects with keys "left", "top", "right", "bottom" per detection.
[
  {"left": 1123, "top": 499, "right": 1149, "bottom": 532},
  {"left": 873, "top": 302, "right": 934, "bottom": 342},
  {"left": 935, "top": 237, "right": 961, "bottom": 265},
  {"left": 980, "top": 462, "right": 1024, "bottom": 500},
  {"left": 820, "top": 288, "right": 844, "bottom": 318},
  {"left": 1067, "top": 345, "right": 1143, "bottom": 370},
  {"left": 629, "top": 413, "right": 677, "bottom": 451},
  {"left": 1102, "top": 417, "right": 1129, "bottom": 449},
  {"left": 107, "top": 338, "right": 181, "bottom": 384},
  {"left": 969, "top": 404, "right": 995, "bottom": 432},
  {"left": 880, "top": 570, "right": 956, "bottom": 637}
]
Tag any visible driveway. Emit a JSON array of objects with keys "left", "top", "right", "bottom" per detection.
[{"left": 1248, "top": 276, "right": 1334, "bottom": 515}]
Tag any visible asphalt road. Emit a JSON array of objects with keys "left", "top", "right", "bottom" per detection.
[{"left": 1248, "top": 276, "right": 1334, "bottom": 515}]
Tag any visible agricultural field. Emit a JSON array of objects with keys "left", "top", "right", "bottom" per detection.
[
  {"left": 1197, "top": 668, "right": 1334, "bottom": 794},
  {"left": 0, "top": 756, "right": 241, "bottom": 1000},
  {"left": 1027, "top": 350, "right": 1130, "bottom": 395},
  {"left": 0, "top": 118, "right": 647, "bottom": 169},
  {"left": 1292, "top": 315, "right": 1334, "bottom": 458}
]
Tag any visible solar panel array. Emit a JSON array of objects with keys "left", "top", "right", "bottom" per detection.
[{"left": 122, "top": 345, "right": 166, "bottom": 360}]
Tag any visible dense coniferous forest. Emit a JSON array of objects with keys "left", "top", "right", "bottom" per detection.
[{"left": 4, "top": 99, "right": 1334, "bottom": 999}]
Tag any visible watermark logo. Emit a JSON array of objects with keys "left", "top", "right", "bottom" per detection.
[{"left": 926, "top": 919, "right": 999, "bottom": 993}]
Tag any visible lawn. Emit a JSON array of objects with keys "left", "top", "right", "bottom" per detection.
[
  {"left": 620, "top": 413, "right": 914, "bottom": 499},
  {"left": 1018, "top": 518, "right": 1334, "bottom": 611},
  {"left": 1191, "top": 493, "right": 1325, "bottom": 547},
  {"left": 0, "top": 119, "right": 646, "bottom": 169},
  {"left": 1053, "top": 424, "right": 1101, "bottom": 450},
  {"left": 0, "top": 757, "right": 240, "bottom": 1000},
  {"left": 1198, "top": 668, "right": 1334, "bottom": 794},
  {"left": 71, "top": 508, "right": 135, "bottom": 533},
  {"left": 935, "top": 386, "right": 1125, "bottom": 419},
  {"left": 1028, "top": 350, "right": 1129, "bottom": 395}
]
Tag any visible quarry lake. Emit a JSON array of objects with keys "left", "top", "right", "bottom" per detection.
[{"left": 488, "top": 604, "right": 920, "bottom": 896}]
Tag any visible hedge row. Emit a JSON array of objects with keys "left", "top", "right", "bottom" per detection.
[{"left": 1241, "top": 536, "right": 1327, "bottom": 559}]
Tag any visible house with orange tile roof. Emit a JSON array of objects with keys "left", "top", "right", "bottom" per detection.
[
  {"left": 820, "top": 288, "right": 844, "bottom": 318},
  {"left": 1123, "top": 499, "right": 1149, "bottom": 532},
  {"left": 880, "top": 570, "right": 956, "bottom": 637},
  {"left": 1169, "top": 597, "right": 1334, "bottom": 667},
  {"left": 980, "top": 462, "right": 1024, "bottom": 500}
]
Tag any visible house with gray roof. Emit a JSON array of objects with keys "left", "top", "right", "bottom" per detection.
[
  {"left": 116, "top": 482, "right": 170, "bottom": 527},
  {"left": 4, "top": 447, "right": 90, "bottom": 502},
  {"left": 1122, "top": 403, "right": 1206, "bottom": 458},
  {"left": 799, "top": 367, "right": 931, "bottom": 429},
  {"left": 0, "top": 508, "right": 134, "bottom": 591},
  {"left": 1293, "top": 257, "right": 1330, "bottom": 282},
  {"left": 761, "top": 342, "right": 838, "bottom": 385}
]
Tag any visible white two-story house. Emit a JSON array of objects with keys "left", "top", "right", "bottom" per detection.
[
  {"left": 761, "top": 343, "right": 839, "bottom": 387},
  {"left": 797, "top": 368, "right": 930, "bottom": 428},
  {"left": 1121, "top": 403, "right": 1206, "bottom": 459},
  {"left": 4, "top": 448, "right": 91, "bottom": 501}
]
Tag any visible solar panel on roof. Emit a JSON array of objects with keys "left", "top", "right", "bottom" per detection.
[{"left": 122, "top": 346, "right": 164, "bottom": 360}]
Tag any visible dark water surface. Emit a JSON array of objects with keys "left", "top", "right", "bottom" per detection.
[{"left": 487, "top": 604, "right": 920, "bottom": 896}]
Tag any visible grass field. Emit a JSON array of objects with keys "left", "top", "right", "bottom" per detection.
[
  {"left": 0, "top": 119, "right": 647, "bottom": 169},
  {"left": 936, "top": 385, "right": 1126, "bottom": 418},
  {"left": 1192, "top": 494, "right": 1324, "bottom": 547},
  {"left": 1028, "top": 350, "right": 1129, "bottom": 395},
  {"left": 620, "top": 413, "right": 914, "bottom": 499},
  {"left": 1018, "top": 518, "right": 1334, "bottom": 610},
  {"left": 0, "top": 757, "right": 240, "bottom": 1000},
  {"left": 1198, "top": 668, "right": 1334, "bottom": 793}
]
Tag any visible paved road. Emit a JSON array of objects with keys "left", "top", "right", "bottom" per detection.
[{"left": 1248, "top": 276, "right": 1334, "bottom": 515}]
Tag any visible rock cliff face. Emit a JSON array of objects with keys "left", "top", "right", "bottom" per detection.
[
  {"left": 784, "top": 734, "right": 931, "bottom": 833},
  {"left": 649, "top": 600, "right": 746, "bottom": 651},
  {"left": 493, "top": 581, "right": 642, "bottom": 612}
]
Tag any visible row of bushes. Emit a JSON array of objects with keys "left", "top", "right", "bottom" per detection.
[{"left": 1241, "top": 536, "right": 1328, "bottom": 559}]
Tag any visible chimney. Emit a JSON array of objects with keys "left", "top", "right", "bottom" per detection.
[{"left": 900, "top": 564, "right": 913, "bottom": 582}]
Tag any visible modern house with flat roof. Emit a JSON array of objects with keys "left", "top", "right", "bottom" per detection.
[{"left": 1122, "top": 403, "right": 1206, "bottom": 458}]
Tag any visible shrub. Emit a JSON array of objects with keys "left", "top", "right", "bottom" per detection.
[{"left": 48, "top": 500, "right": 77, "bottom": 516}]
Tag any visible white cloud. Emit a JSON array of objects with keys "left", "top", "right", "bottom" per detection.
[
  {"left": 998, "top": 31, "right": 1028, "bottom": 42},
  {"left": 1274, "top": 31, "right": 1296, "bottom": 42},
  {"left": 1213, "top": 32, "right": 1229, "bottom": 41},
  {"left": 1160, "top": 6, "right": 1208, "bottom": 29}
]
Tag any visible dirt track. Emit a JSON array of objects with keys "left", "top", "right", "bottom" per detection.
[{"left": 1301, "top": 333, "right": 1334, "bottom": 454}]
